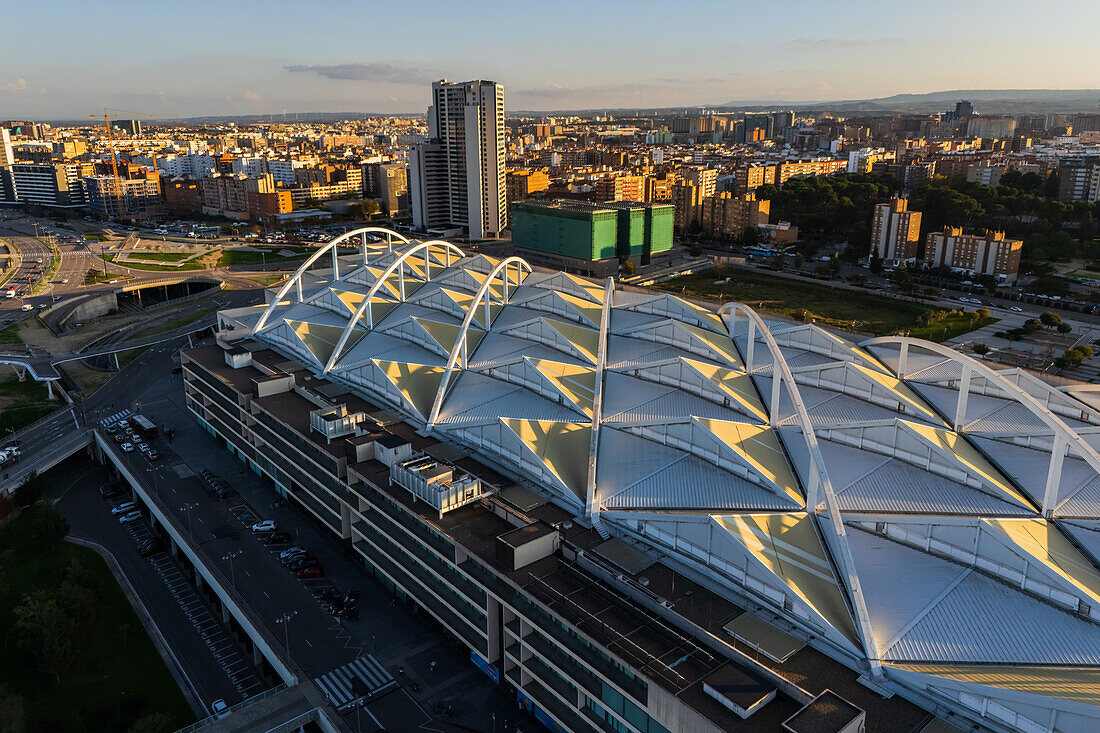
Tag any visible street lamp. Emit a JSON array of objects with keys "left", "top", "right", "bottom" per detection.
[
  {"left": 179, "top": 501, "right": 197, "bottom": 535},
  {"left": 221, "top": 549, "right": 243, "bottom": 589},
  {"left": 275, "top": 610, "right": 298, "bottom": 656}
]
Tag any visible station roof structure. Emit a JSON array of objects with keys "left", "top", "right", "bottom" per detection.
[{"left": 219, "top": 233, "right": 1100, "bottom": 730}]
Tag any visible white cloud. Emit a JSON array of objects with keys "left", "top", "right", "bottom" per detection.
[{"left": 1, "top": 78, "right": 28, "bottom": 93}]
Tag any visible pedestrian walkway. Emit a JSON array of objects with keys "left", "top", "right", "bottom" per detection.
[{"left": 313, "top": 655, "right": 396, "bottom": 711}]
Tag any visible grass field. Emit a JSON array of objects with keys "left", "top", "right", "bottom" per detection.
[
  {"left": 0, "top": 322, "right": 21, "bottom": 344},
  {"left": 130, "top": 305, "right": 219, "bottom": 341},
  {"left": 654, "top": 268, "right": 988, "bottom": 340},
  {"left": 910, "top": 313, "right": 998, "bottom": 342},
  {"left": 0, "top": 375, "right": 59, "bottom": 432},
  {"left": 128, "top": 251, "right": 194, "bottom": 263},
  {"left": 101, "top": 254, "right": 205, "bottom": 272},
  {"left": 0, "top": 504, "right": 194, "bottom": 732},
  {"left": 218, "top": 249, "right": 310, "bottom": 267}
]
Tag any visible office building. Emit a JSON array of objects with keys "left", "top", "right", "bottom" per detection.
[
  {"left": 511, "top": 200, "right": 672, "bottom": 275},
  {"left": 199, "top": 236, "right": 1100, "bottom": 733},
  {"left": 0, "top": 129, "right": 13, "bottom": 168},
  {"left": 1071, "top": 114, "right": 1100, "bottom": 134},
  {"left": 922, "top": 227, "right": 1023, "bottom": 282},
  {"left": 410, "top": 79, "right": 506, "bottom": 239},
  {"left": 741, "top": 114, "right": 773, "bottom": 143},
  {"left": 375, "top": 163, "right": 409, "bottom": 217},
  {"left": 5, "top": 163, "right": 85, "bottom": 208},
  {"left": 114, "top": 119, "right": 143, "bottom": 137},
  {"left": 871, "top": 197, "right": 922, "bottom": 264}
]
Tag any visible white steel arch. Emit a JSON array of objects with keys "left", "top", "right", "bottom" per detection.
[
  {"left": 864, "top": 335, "right": 1100, "bottom": 516},
  {"left": 321, "top": 240, "right": 466, "bottom": 373},
  {"left": 720, "top": 302, "right": 882, "bottom": 675},
  {"left": 253, "top": 227, "right": 412, "bottom": 333},
  {"left": 426, "top": 256, "right": 531, "bottom": 427}
]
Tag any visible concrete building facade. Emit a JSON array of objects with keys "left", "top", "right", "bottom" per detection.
[{"left": 871, "top": 197, "right": 923, "bottom": 264}]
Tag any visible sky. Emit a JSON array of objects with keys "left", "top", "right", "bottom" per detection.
[{"left": 2, "top": 0, "right": 1099, "bottom": 119}]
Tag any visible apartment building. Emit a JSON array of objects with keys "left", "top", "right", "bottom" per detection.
[
  {"left": 871, "top": 197, "right": 923, "bottom": 264},
  {"left": 1058, "top": 157, "right": 1100, "bottom": 203},
  {"left": 506, "top": 170, "right": 550, "bottom": 203},
  {"left": 922, "top": 228, "right": 1023, "bottom": 282},
  {"left": 83, "top": 173, "right": 162, "bottom": 219},
  {"left": 681, "top": 167, "right": 718, "bottom": 198},
  {"left": 410, "top": 79, "right": 507, "bottom": 238},
  {"left": 698, "top": 192, "right": 771, "bottom": 240},
  {"left": 595, "top": 174, "right": 645, "bottom": 202},
  {"left": 202, "top": 173, "right": 291, "bottom": 221},
  {"left": 967, "top": 116, "right": 1018, "bottom": 140}
]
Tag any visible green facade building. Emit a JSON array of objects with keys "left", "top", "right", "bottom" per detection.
[{"left": 511, "top": 200, "right": 674, "bottom": 276}]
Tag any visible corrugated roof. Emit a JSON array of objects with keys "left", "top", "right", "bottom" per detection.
[{"left": 885, "top": 570, "right": 1100, "bottom": 664}]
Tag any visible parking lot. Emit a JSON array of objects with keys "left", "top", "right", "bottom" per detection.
[{"left": 91, "top": 366, "right": 526, "bottom": 731}]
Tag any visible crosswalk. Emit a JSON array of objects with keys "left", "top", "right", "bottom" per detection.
[
  {"left": 149, "top": 554, "right": 264, "bottom": 698},
  {"left": 100, "top": 409, "right": 134, "bottom": 428},
  {"left": 313, "top": 655, "right": 396, "bottom": 711}
]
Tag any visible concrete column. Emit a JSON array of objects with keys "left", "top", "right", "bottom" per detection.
[
  {"left": 361, "top": 232, "right": 368, "bottom": 263},
  {"left": 221, "top": 605, "right": 231, "bottom": 624},
  {"left": 1042, "top": 434, "right": 1068, "bottom": 518},
  {"left": 746, "top": 319, "right": 756, "bottom": 373},
  {"left": 770, "top": 370, "right": 782, "bottom": 428},
  {"left": 252, "top": 645, "right": 264, "bottom": 666},
  {"left": 46, "top": 380, "right": 54, "bottom": 399},
  {"left": 954, "top": 364, "right": 973, "bottom": 432}
]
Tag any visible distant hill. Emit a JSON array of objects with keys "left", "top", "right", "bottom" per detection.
[{"left": 720, "top": 89, "right": 1100, "bottom": 114}]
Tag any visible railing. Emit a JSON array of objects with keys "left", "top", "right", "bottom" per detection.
[
  {"left": 170, "top": 684, "right": 291, "bottom": 733},
  {"left": 1, "top": 429, "right": 92, "bottom": 492}
]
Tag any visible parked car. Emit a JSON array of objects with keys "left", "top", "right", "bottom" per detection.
[
  {"left": 251, "top": 520, "right": 277, "bottom": 533},
  {"left": 210, "top": 699, "right": 229, "bottom": 719},
  {"left": 279, "top": 551, "right": 307, "bottom": 566},
  {"left": 110, "top": 502, "right": 136, "bottom": 515},
  {"left": 113, "top": 433, "right": 126, "bottom": 444},
  {"left": 296, "top": 565, "right": 324, "bottom": 579},
  {"left": 1010, "top": 306, "right": 1023, "bottom": 312},
  {"left": 120, "top": 442, "right": 134, "bottom": 453},
  {"left": 144, "top": 449, "right": 160, "bottom": 461},
  {"left": 119, "top": 511, "right": 142, "bottom": 524},
  {"left": 288, "top": 557, "right": 318, "bottom": 572},
  {"left": 263, "top": 531, "right": 292, "bottom": 545}
]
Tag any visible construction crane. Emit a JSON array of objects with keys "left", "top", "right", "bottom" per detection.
[{"left": 89, "top": 107, "right": 153, "bottom": 220}]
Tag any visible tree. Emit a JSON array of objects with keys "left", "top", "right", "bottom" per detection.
[
  {"left": 869, "top": 251, "right": 883, "bottom": 275},
  {"left": 619, "top": 259, "right": 636, "bottom": 276},
  {"left": 12, "top": 472, "right": 47, "bottom": 508},
  {"left": 972, "top": 343, "right": 991, "bottom": 355},
  {"left": 976, "top": 308, "right": 991, "bottom": 321},
  {"left": 0, "top": 685, "right": 25, "bottom": 733},
  {"left": 892, "top": 263, "right": 915, "bottom": 292},
  {"left": 13, "top": 593, "right": 78, "bottom": 683},
  {"left": 1057, "top": 322, "right": 1073, "bottom": 334},
  {"left": 741, "top": 226, "right": 758, "bottom": 246},
  {"left": 128, "top": 712, "right": 174, "bottom": 733},
  {"left": 1040, "top": 311, "right": 1062, "bottom": 327},
  {"left": 793, "top": 253, "right": 804, "bottom": 269}
]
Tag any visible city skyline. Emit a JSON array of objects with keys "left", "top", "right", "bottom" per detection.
[{"left": 3, "top": 0, "right": 1100, "bottom": 118}]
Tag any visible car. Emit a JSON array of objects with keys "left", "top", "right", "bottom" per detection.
[
  {"left": 113, "top": 432, "right": 125, "bottom": 444},
  {"left": 263, "top": 531, "right": 292, "bottom": 545},
  {"left": 20, "top": 304, "right": 31, "bottom": 312},
  {"left": 288, "top": 556, "right": 318, "bottom": 572},
  {"left": 297, "top": 565, "right": 324, "bottom": 579},
  {"left": 120, "top": 442, "right": 134, "bottom": 452},
  {"left": 118, "top": 510, "right": 142, "bottom": 524},
  {"left": 110, "top": 502, "right": 136, "bottom": 515},
  {"left": 105, "top": 424, "right": 118, "bottom": 435},
  {"left": 210, "top": 699, "right": 230, "bottom": 719},
  {"left": 137, "top": 442, "right": 150, "bottom": 453},
  {"left": 144, "top": 449, "right": 159, "bottom": 461},
  {"left": 108, "top": 279, "right": 118, "bottom": 284},
  {"left": 37, "top": 303, "right": 46, "bottom": 309},
  {"left": 251, "top": 520, "right": 277, "bottom": 533},
  {"left": 279, "top": 545, "right": 305, "bottom": 561},
  {"left": 1010, "top": 306, "right": 1023, "bottom": 312}
]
